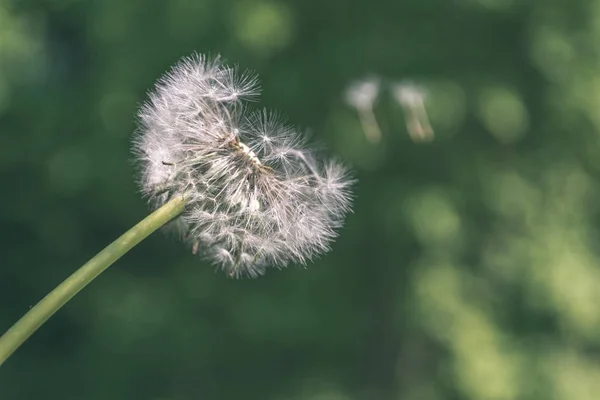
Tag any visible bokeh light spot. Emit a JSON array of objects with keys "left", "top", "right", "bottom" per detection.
[
  {"left": 478, "top": 86, "right": 529, "bottom": 144},
  {"left": 425, "top": 80, "right": 466, "bottom": 134},
  {"left": 529, "top": 24, "right": 575, "bottom": 83},
  {"left": 232, "top": 1, "right": 294, "bottom": 54},
  {"left": 405, "top": 189, "right": 462, "bottom": 247}
]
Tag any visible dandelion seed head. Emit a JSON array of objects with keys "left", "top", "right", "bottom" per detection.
[{"left": 134, "top": 53, "right": 354, "bottom": 277}]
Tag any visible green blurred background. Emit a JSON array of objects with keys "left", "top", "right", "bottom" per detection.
[{"left": 2, "top": 0, "right": 600, "bottom": 399}]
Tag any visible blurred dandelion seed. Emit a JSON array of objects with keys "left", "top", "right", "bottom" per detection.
[
  {"left": 392, "top": 81, "right": 434, "bottom": 142},
  {"left": 344, "top": 76, "right": 382, "bottom": 144},
  {"left": 135, "top": 53, "right": 354, "bottom": 277}
]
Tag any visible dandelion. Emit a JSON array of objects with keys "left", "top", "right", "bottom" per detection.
[
  {"left": 135, "top": 54, "right": 353, "bottom": 277},
  {"left": 344, "top": 76, "right": 382, "bottom": 144},
  {"left": 0, "top": 53, "right": 354, "bottom": 364},
  {"left": 392, "top": 81, "right": 434, "bottom": 142}
]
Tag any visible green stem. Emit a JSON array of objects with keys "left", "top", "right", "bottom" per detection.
[{"left": 0, "top": 195, "right": 187, "bottom": 367}]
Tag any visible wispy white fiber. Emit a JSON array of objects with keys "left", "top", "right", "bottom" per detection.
[{"left": 134, "top": 54, "right": 354, "bottom": 277}]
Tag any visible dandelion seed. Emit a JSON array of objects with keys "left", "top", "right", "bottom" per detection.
[
  {"left": 344, "top": 76, "right": 382, "bottom": 144},
  {"left": 134, "top": 53, "right": 354, "bottom": 277},
  {"left": 392, "top": 81, "right": 434, "bottom": 142}
]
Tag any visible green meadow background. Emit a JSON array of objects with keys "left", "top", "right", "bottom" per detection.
[{"left": 2, "top": 0, "right": 600, "bottom": 399}]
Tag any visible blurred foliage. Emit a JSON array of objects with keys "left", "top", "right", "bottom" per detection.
[{"left": 2, "top": 0, "right": 600, "bottom": 399}]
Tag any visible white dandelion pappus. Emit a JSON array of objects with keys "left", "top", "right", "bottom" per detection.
[
  {"left": 344, "top": 76, "right": 380, "bottom": 111},
  {"left": 134, "top": 54, "right": 354, "bottom": 278}
]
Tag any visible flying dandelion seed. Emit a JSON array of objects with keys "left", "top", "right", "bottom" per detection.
[
  {"left": 344, "top": 76, "right": 382, "bottom": 144},
  {"left": 134, "top": 54, "right": 354, "bottom": 277},
  {"left": 392, "top": 81, "right": 434, "bottom": 142}
]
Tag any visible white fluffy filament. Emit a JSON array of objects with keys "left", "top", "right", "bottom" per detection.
[{"left": 134, "top": 54, "right": 354, "bottom": 277}]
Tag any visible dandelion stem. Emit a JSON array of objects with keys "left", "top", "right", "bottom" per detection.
[{"left": 0, "top": 195, "right": 187, "bottom": 367}]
